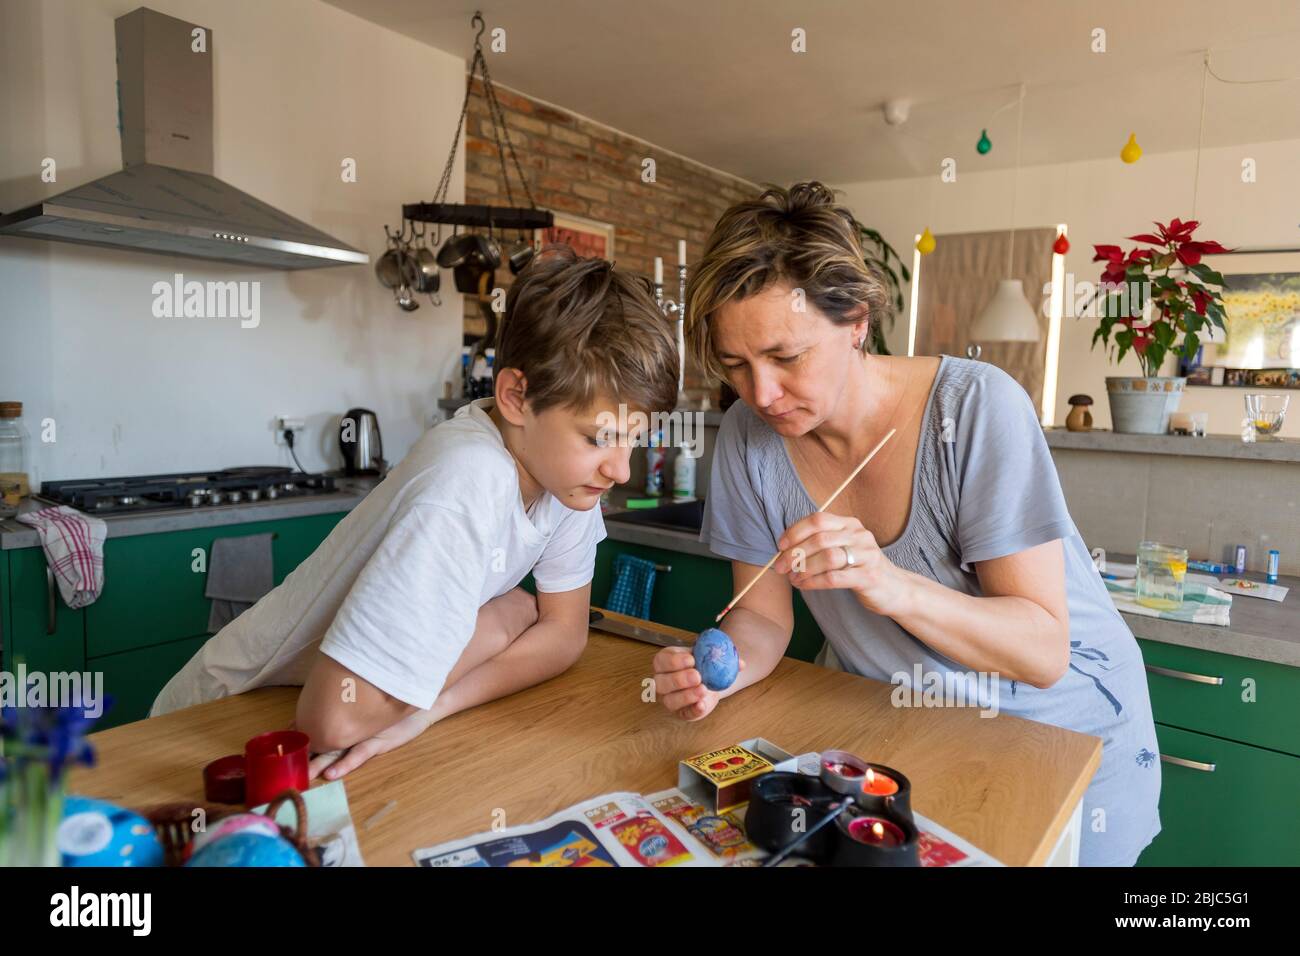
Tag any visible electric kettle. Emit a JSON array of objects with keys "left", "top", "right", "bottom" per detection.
[{"left": 339, "top": 408, "right": 385, "bottom": 476}]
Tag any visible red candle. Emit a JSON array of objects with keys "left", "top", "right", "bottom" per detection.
[
  {"left": 862, "top": 767, "right": 900, "bottom": 796},
  {"left": 203, "top": 754, "right": 247, "bottom": 804},
  {"left": 823, "top": 759, "right": 865, "bottom": 778},
  {"left": 244, "top": 730, "right": 309, "bottom": 808},
  {"left": 848, "top": 816, "right": 905, "bottom": 847}
]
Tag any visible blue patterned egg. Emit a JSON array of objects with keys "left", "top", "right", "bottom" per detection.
[
  {"left": 185, "top": 831, "right": 306, "bottom": 868},
  {"left": 694, "top": 627, "right": 739, "bottom": 691},
  {"left": 58, "top": 796, "right": 164, "bottom": 867}
]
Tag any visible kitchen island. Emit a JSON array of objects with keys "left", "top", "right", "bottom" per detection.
[{"left": 68, "top": 625, "right": 1100, "bottom": 867}]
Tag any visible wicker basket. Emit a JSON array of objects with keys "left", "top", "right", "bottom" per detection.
[{"left": 144, "top": 789, "right": 321, "bottom": 867}]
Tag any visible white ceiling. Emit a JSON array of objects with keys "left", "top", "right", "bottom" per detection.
[{"left": 325, "top": 0, "right": 1300, "bottom": 184}]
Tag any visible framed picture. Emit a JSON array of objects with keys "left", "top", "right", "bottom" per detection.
[
  {"left": 1201, "top": 250, "right": 1300, "bottom": 377},
  {"left": 542, "top": 211, "right": 615, "bottom": 260}
]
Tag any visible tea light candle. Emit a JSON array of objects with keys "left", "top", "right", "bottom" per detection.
[
  {"left": 243, "top": 730, "right": 309, "bottom": 808},
  {"left": 848, "top": 816, "right": 905, "bottom": 847},
  {"left": 203, "top": 754, "right": 247, "bottom": 805},
  {"left": 863, "top": 767, "right": 900, "bottom": 796}
]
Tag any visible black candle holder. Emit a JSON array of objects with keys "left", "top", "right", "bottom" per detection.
[
  {"left": 830, "top": 801, "right": 921, "bottom": 867},
  {"left": 746, "top": 772, "right": 842, "bottom": 861},
  {"left": 819, "top": 751, "right": 913, "bottom": 822}
]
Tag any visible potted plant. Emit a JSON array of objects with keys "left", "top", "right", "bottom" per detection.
[
  {"left": 856, "top": 222, "right": 911, "bottom": 355},
  {"left": 1090, "top": 219, "right": 1230, "bottom": 433}
]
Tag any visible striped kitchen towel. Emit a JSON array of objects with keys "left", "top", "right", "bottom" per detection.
[
  {"left": 1104, "top": 576, "right": 1231, "bottom": 626},
  {"left": 604, "top": 553, "right": 658, "bottom": 619},
  {"left": 16, "top": 505, "right": 108, "bottom": 609}
]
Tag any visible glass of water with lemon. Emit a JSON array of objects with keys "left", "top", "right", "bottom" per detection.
[{"left": 1136, "top": 542, "right": 1187, "bottom": 610}]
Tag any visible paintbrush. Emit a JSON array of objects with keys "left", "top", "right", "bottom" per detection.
[{"left": 714, "top": 427, "right": 896, "bottom": 623}]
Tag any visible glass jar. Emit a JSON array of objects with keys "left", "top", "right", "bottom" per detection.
[
  {"left": 1136, "top": 541, "right": 1187, "bottom": 611},
  {"left": 0, "top": 401, "right": 33, "bottom": 515}
]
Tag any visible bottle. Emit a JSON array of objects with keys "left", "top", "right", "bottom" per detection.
[
  {"left": 460, "top": 347, "right": 472, "bottom": 397},
  {"left": 469, "top": 352, "right": 489, "bottom": 398},
  {"left": 0, "top": 401, "right": 32, "bottom": 516},
  {"left": 644, "top": 430, "right": 665, "bottom": 496},
  {"left": 672, "top": 443, "right": 696, "bottom": 501}
]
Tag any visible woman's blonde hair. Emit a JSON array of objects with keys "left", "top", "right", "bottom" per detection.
[{"left": 685, "top": 182, "right": 891, "bottom": 383}]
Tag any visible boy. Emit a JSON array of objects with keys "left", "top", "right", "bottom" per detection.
[{"left": 151, "top": 247, "right": 680, "bottom": 780}]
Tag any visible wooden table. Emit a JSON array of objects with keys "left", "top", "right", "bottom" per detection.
[{"left": 68, "top": 621, "right": 1101, "bottom": 866}]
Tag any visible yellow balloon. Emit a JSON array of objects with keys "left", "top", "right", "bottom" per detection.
[
  {"left": 916, "top": 227, "right": 936, "bottom": 255},
  {"left": 1120, "top": 132, "right": 1142, "bottom": 164}
]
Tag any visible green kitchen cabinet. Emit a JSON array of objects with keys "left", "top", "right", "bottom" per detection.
[
  {"left": 88, "top": 635, "right": 211, "bottom": 728},
  {"left": 1135, "top": 638, "right": 1300, "bottom": 866},
  {"left": 1136, "top": 638, "right": 1300, "bottom": 758},
  {"left": 85, "top": 513, "right": 346, "bottom": 658},
  {"left": 1138, "top": 723, "right": 1300, "bottom": 866},
  {"left": 591, "top": 539, "right": 826, "bottom": 662},
  {"left": 5, "top": 545, "right": 86, "bottom": 677},
  {"left": 1, "top": 510, "right": 348, "bottom": 732}
]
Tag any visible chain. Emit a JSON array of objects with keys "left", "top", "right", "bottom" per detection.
[{"left": 428, "top": 12, "right": 537, "bottom": 213}]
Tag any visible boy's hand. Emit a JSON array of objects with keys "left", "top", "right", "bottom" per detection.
[
  {"left": 652, "top": 646, "right": 745, "bottom": 721},
  {"left": 308, "top": 707, "right": 435, "bottom": 781}
]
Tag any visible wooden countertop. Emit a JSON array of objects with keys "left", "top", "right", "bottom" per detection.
[{"left": 67, "top": 622, "right": 1101, "bottom": 867}]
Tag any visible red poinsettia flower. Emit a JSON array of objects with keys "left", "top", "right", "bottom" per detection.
[
  {"left": 1127, "top": 232, "right": 1165, "bottom": 245},
  {"left": 1092, "top": 244, "right": 1124, "bottom": 262},
  {"left": 1132, "top": 334, "right": 1151, "bottom": 355},
  {"left": 1191, "top": 289, "right": 1209, "bottom": 315},
  {"left": 1161, "top": 218, "right": 1199, "bottom": 242}
]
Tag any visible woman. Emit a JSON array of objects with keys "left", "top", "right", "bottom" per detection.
[{"left": 653, "top": 182, "right": 1160, "bottom": 866}]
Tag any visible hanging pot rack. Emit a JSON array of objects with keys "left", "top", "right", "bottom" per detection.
[{"left": 399, "top": 11, "right": 552, "bottom": 236}]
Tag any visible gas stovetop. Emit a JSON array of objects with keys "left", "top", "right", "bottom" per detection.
[{"left": 40, "top": 467, "right": 338, "bottom": 515}]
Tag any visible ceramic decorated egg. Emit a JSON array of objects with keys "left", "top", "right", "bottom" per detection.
[
  {"left": 694, "top": 627, "right": 739, "bottom": 691},
  {"left": 58, "top": 795, "right": 165, "bottom": 867},
  {"left": 185, "top": 831, "right": 306, "bottom": 868}
]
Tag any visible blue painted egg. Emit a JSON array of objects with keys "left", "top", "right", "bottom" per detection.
[
  {"left": 58, "top": 795, "right": 165, "bottom": 867},
  {"left": 188, "top": 813, "right": 282, "bottom": 858},
  {"left": 185, "top": 831, "right": 306, "bottom": 868},
  {"left": 694, "top": 627, "right": 739, "bottom": 691}
]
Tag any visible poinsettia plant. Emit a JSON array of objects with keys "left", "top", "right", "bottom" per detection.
[{"left": 1090, "top": 218, "right": 1232, "bottom": 377}]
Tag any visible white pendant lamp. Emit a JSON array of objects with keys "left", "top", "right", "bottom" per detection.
[{"left": 969, "top": 83, "right": 1040, "bottom": 357}]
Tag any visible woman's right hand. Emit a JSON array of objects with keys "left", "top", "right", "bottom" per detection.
[{"left": 652, "top": 646, "right": 744, "bottom": 721}]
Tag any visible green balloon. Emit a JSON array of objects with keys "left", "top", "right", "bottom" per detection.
[{"left": 977, "top": 129, "right": 992, "bottom": 154}]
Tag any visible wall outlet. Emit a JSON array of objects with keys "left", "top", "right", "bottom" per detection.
[{"left": 275, "top": 416, "right": 306, "bottom": 445}]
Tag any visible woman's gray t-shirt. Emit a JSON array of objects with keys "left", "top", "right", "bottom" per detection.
[{"left": 700, "top": 355, "right": 1161, "bottom": 866}]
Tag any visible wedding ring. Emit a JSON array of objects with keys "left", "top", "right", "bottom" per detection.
[{"left": 842, "top": 546, "right": 855, "bottom": 567}]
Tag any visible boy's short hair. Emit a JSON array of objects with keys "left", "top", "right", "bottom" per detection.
[{"left": 495, "top": 244, "right": 680, "bottom": 416}]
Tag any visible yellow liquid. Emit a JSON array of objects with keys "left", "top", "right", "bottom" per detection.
[
  {"left": 1136, "top": 595, "right": 1181, "bottom": 611},
  {"left": 0, "top": 471, "right": 30, "bottom": 505}
]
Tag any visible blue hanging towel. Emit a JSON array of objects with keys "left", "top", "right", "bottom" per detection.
[{"left": 605, "top": 554, "right": 658, "bottom": 619}]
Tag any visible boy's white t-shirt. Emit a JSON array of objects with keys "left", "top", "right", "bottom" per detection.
[{"left": 150, "top": 398, "right": 606, "bottom": 716}]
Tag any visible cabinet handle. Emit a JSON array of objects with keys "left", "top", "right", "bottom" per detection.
[
  {"left": 1160, "top": 754, "right": 1216, "bottom": 772},
  {"left": 1145, "top": 664, "right": 1223, "bottom": 685},
  {"left": 46, "top": 566, "right": 57, "bottom": 635}
]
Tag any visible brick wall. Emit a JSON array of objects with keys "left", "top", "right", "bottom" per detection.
[{"left": 460, "top": 79, "right": 758, "bottom": 402}]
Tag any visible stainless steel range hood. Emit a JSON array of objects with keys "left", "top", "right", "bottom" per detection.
[{"left": 0, "top": 7, "right": 367, "bottom": 270}]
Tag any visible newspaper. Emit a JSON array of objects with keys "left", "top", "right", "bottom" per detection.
[{"left": 413, "top": 749, "right": 1003, "bottom": 867}]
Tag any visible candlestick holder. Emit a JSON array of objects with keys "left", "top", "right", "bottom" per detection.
[{"left": 654, "top": 259, "right": 689, "bottom": 405}]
